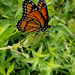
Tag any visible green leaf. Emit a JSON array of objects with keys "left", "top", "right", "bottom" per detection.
[
  {"left": 21, "top": 58, "right": 35, "bottom": 63},
  {"left": 32, "top": 58, "right": 39, "bottom": 70},
  {"left": 37, "top": 44, "right": 43, "bottom": 54},
  {"left": 0, "top": 26, "right": 14, "bottom": 47},
  {"left": 64, "top": 0, "right": 70, "bottom": 13},
  {"left": 0, "top": 66, "right": 5, "bottom": 75},
  {"left": 6, "top": 62, "right": 14, "bottom": 75},
  {"left": 5, "top": 56, "right": 14, "bottom": 65},
  {"left": 1, "top": 50, "right": 6, "bottom": 66},
  {"left": 0, "top": 24, "right": 10, "bottom": 35},
  {"left": 2, "top": 15, "right": 10, "bottom": 19},
  {"left": 0, "top": 26, "right": 14, "bottom": 41}
]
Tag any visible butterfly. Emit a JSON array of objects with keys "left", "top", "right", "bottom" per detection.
[{"left": 16, "top": 0, "right": 51, "bottom": 33}]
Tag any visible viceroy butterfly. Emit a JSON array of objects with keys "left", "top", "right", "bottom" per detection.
[{"left": 16, "top": 0, "right": 51, "bottom": 33}]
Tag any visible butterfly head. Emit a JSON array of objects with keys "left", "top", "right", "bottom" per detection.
[{"left": 41, "top": 25, "right": 51, "bottom": 32}]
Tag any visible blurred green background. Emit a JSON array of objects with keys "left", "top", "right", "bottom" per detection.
[{"left": 0, "top": 0, "right": 75, "bottom": 75}]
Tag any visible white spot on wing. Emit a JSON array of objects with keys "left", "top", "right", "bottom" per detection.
[
  {"left": 24, "top": 14, "right": 25, "bottom": 16},
  {"left": 33, "top": 9, "right": 34, "bottom": 11},
  {"left": 29, "top": 1, "right": 31, "bottom": 2},
  {"left": 35, "top": 8, "right": 37, "bottom": 10},
  {"left": 24, "top": 6, "right": 26, "bottom": 8},
  {"left": 44, "top": 2, "right": 45, "bottom": 3},
  {"left": 32, "top": 3, "right": 34, "bottom": 5}
]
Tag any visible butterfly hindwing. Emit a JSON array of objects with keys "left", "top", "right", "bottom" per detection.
[
  {"left": 16, "top": 17, "right": 41, "bottom": 33},
  {"left": 22, "top": 0, "right": 45, "bottom": 27},
  {"left": 38, "top": 0, "right": 49, "bottom": 23}
]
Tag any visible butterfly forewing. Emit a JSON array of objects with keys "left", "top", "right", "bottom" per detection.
[
  {"left": 22, "top": 0, "right": 45, "bottom": 27},
  {"left": 38, "top": 0, "right": 49, "bottom": 23}
]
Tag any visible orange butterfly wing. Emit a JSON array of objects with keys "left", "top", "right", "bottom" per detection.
[
  {"left": 38, "top": 0, "right": 49, "bottom": 23},
  {"left": 16, "top": 17, "right": 41, "bottom": 33},
  {"left": 22, "top": 0, "right": 45, "bottom": 27}
]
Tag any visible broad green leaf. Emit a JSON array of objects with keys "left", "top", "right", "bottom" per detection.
[
  {"left": 0, "top": 26, "right": 14, "bottom": 47},
  {"left": 0, "top": 26, "right": 14, "bottom": 41},
  {"left": 0, "top": 24, "right": 10, "bottom": 35}
]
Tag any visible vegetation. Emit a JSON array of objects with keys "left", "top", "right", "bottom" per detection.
[{"left": 0, "top": 0, "right": 75, "bottom": 75}]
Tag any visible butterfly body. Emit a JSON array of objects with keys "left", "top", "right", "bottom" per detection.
[{"left": 16, "top": 0, "right": 51, "bottom": 33}]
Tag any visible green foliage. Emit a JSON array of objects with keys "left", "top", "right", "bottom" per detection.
[{"left": 0, "top": 0, "right": 75, "bottom": 75}]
